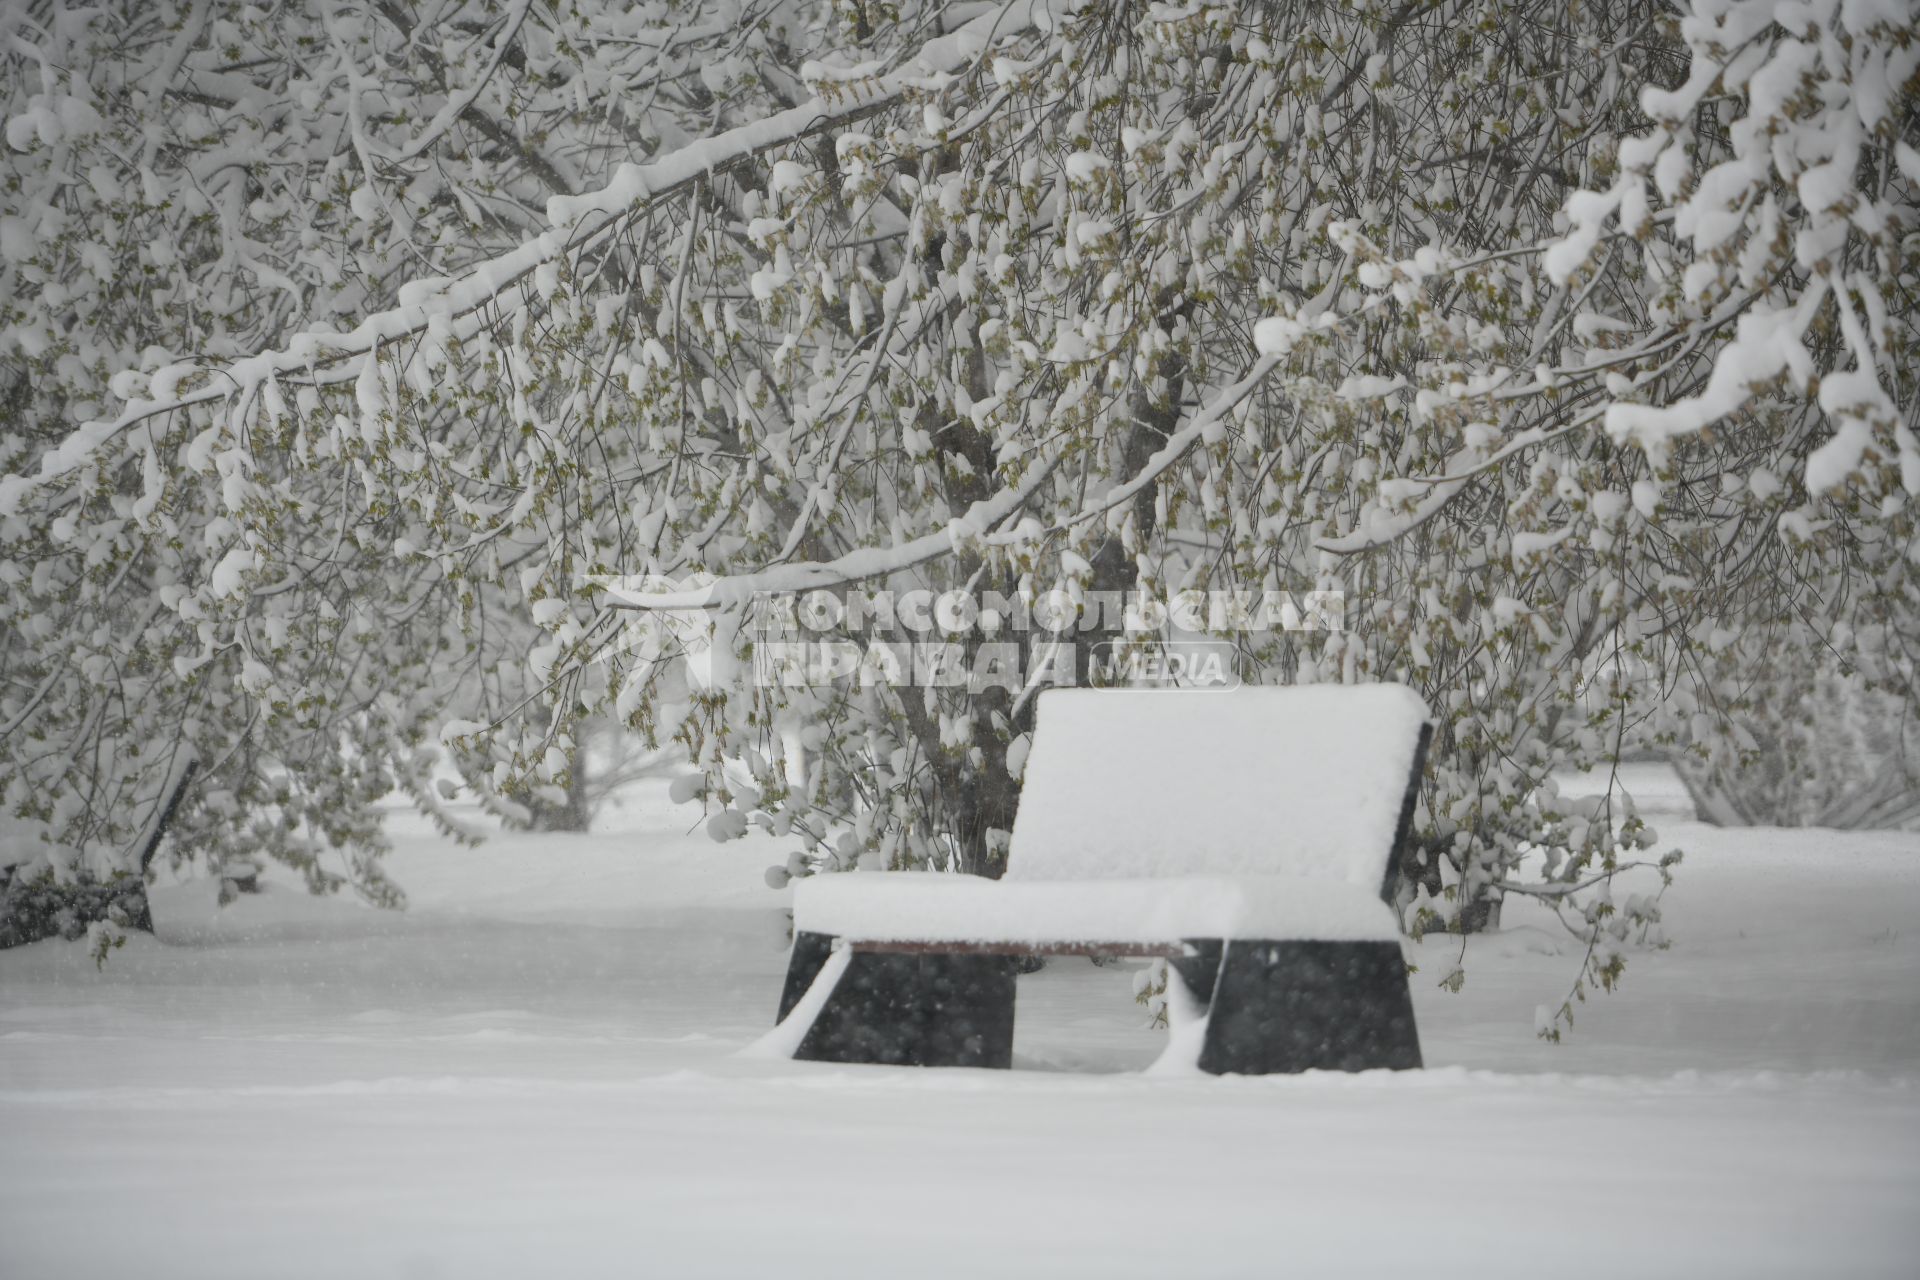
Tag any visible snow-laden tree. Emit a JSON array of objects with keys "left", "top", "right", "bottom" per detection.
[
  {"left": 0, "top": 0, "right": 798, "bottom": 938},
  {"left": 3, "top": 0, "right": 1915, "bottom": 1016}
]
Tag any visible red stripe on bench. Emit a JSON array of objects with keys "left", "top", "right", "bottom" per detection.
[{"left": 846, "top": 940, "right": 1195, "bottom": 958}]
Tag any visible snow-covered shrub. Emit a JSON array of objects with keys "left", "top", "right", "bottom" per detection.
[{"left": 1673, "top": 645, "right": 1920, "bottom": 829}]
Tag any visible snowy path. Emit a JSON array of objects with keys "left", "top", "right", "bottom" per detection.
[{"left": 3, "top": 782, "right": 1917, "bottom": 1278}]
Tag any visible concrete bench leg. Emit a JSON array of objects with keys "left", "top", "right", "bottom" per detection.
[
  {"left": 776, "top": 932, "right": 1017, "bottom": 1068},
  {"left": 1198, "top": 939, "right": 1421, "bottom": 1074}
]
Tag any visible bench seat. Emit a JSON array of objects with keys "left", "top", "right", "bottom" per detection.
[{"left": 793, "top": 873, "right": 1402, "bottom": 948}]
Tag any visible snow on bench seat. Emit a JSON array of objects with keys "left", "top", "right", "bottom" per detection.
[{"left": 791, "top": 873, "right": 1402, "bottom": 946}]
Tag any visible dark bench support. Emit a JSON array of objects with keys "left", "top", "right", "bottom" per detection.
[
  {"left": 779, "top": 931, "right": 1017, "bottom": 1068},
  {"left": 771, "top": 936, "right": 1420, "bottom": 1074},
  {"left": 778, "top": 931, "right": 1419, "bottom": 1073},
  {"left": 1195, "top": 940, "right": 1421, "bottom": 1074}
]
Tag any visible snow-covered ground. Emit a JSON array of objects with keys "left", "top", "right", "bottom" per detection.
[{"left": 3, "top": 766, "right": 1917, "bottom": 1278}]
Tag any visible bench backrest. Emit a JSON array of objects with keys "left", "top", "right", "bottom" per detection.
[{"left": 1005, "top": 684, "right": 1430, "bottom": 894}]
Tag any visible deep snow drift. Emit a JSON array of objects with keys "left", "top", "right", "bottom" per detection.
[{"left": 2, "top": 765, "right": 1917, "bottom": 1278}]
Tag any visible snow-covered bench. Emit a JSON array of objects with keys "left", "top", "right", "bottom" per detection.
[{"left": 768, "top": 684, "right": 1432, "bottom": 1074}]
